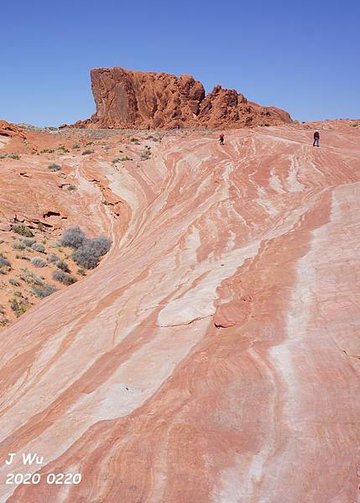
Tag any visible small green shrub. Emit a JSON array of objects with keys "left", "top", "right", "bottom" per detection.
[
  {"left": 58, "top": 145, "right": 70, "bottom": 153},
  {"left": 82, "top": 149, "right": 94, "bottom": 155},
  {"left": 31, "top": 257, "right": 47, "bottom": 268},
  {"left": 12, "top": 225, "right": 34, "bottom": 237},
  {"left": 13, "top": 241, "right": 26, "bottom": 250},
  {"left": 47, "top": 252, "right": 60, "bottom": 264},
  {"left": 60, "top": 227, "right": 86, "bottom": 248},
  {"left": 56, "top": 260, "right": 70, "bottom": 273},
  {"left": 39, "top": 148, "right": 55, "bottom": 154},
  {"left": 120, "top": 156, "right": 133, "bottom": 161},
  {"left": 22, "top": 238, "right": 36, "bottom": 247},
  {"left": 48, "top": 163, "right": 61, "bottom": 172},
  {"left": 9, "top": 277, "right": 20, "bottom": 287},
  {"left": 31, "top": 243, "right": 45, "bottom": 253},
  {"left": 52, "top": 270, "right": 76, "bottom": 285},
  {"left": 140, "top": 145, "right": 151, "bottom": 160},
  {"left": 0, "top": 257, "right": 11, "bottom": 271},
  {"left": 9, "top": 297, "right": 28, "bottom": 317},
  {"left": 67, "top": 185, "right": 76, "bottom": 191},
  {"left": 71, "top": 236, "right": 112, "bottom": 269},
  {"left": 32, "top": 284, "right": 58, "bottom": 298},
  {"left": 20, "top": 268, "right": 43, "bottom": 285}
]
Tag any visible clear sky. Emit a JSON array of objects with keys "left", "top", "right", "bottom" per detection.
[{"left": 1, "top": 0, "right": 359, "bottom": 126}]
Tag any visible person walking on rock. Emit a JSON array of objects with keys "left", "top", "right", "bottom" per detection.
[
  {"left": 219, "top": 133, "right": 225, "bottom": 145},
  {"left": 313, "top": 130, "right": 320, "bottom": 147}
]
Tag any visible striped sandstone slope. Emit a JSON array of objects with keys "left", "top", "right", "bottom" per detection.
[{"left": 0, "top": 123, "right": 360, "bottom": 502}]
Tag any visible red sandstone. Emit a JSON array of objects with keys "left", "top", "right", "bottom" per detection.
[{"left": 74, "top": 67, "right": 292, "bottom": 129}]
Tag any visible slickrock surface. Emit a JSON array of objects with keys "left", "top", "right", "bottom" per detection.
[
  {"left": 1, "top": 122, "right": 360, "bottom": 502},
  {"left": 76, "top": 67, "right": 292, "bottom": 129}
]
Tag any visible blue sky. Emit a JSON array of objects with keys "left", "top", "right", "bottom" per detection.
[{"left": 1, "top": 0, "right": 359, "bottom": 126}]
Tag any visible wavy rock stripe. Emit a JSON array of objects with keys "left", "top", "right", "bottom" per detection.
[{"left": 0, "top": 125, "right": 360, "bottom": 502}]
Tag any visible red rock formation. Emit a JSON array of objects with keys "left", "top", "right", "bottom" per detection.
[
  {"left": 0, "top": 119, "right": 26, "bottom": 139},
  {"left": 76, "top": 67, "right": 292, "bottom": 129}
]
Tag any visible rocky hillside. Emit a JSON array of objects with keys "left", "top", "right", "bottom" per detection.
[{"left": 75, "top": 67, "right": 292, "bottom": 129}]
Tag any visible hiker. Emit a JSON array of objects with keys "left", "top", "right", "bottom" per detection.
[
  {"left": 219, "top": 133, "right": 224, "bottom": 145},
  {"left": 313, "top": 130, "right": 320, "bottom": 147}
]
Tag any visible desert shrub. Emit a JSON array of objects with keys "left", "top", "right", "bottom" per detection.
[
  {"left": 72, "top": 143, "right": 80, "bottom": 149},
  {"left": 0, "top": 256, "right": 11, "bottom": 268},
  {"left": 52, "top": 270, "right": 76, "bottom": 285},
  {"left": 16, "top": 254, "right": 30, "bottom": 261},
  {"left": 7, "top": 153, "right": 21, "bottom": 160},
  {"left": 112, "top": 158, "right": 121, "bottom": 164},
  {"left": 0, "top": 257, "right": 11, "bottom": 273},
  {"left": 71, "top": 236, "right": 112, "bottom": 269},
  {"left": 9, "top": 297, "right": 28, "bottom": 317},
  {"left": 9, "top": 277, "right": 20, "bottom": 287},
  {"left": 89, "top": 236, "right": 112, "bottom": 256},
  {"left": 130, "top": 137, "right": 140, "bottom": 144},
  {"left": 32, "top": 284, "right": 57, "bottom": 298},
  {"left": 71, "top": 246, "right": 99, "bottom": 269},
  {"left": 47, "top": 252, "right": 60, "bottom": 264},
  {"left": 77, "top": 268, "right": 86, "bottom": 276},
  {"left": 82, "top": 149, "right": 94, "bottom": 155},
  {"left": 48, "top": 163, "right": 61, "bottom": 172},
  {"left": 39, "top": 148, "right": 55, "bottom": 154},
  {"left": 120, "top": 156, "right": 133, "bottom": 161},
  {"left": 56, "top": 260, "right": 70, "bottom": 272},
  {"left": 22, "top": 238, "right": 36, "bottom": 247},
  {"left": 60, "top": 226, "right": 86, "bottom": 248},
  {"left": 12, "top": 225, "right": 34, "bottom": 237},
  {"left": 67, "top": 185, "right": 76, "bottom": 191},
  {"left": 58, "top": 145, "right": 70, "bottom": 153},
  {"left": 20, "top": 268, "right": 43, "bottom": 285},
  {"left": 31, "top": 243, "right": 45, "bottom": 253},
  {"left": 140, "top": 145, "right": 151, "bottom": 160},
  {"left": 13, "top": 241, "right": 26, "bottom": 250},
  {"left": 31, "top": 257, "right": 47, "bottom": 268}
]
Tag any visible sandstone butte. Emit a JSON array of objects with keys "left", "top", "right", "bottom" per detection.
[
  {"left": 73, "top": 67, "right": 292, "bottom": 129},
  {"left": 0, "top": 117, "right": 360, "bottom": 502}
]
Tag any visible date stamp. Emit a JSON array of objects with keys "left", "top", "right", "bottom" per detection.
[{"left": 4, "top": 452, "right": 82, "bottom": 486}]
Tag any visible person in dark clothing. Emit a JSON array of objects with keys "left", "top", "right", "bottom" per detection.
[
  {"left": 313, "top": 130, "right": 320, "bottom": 147},
  {"left": 219, "top": 133, "right": 225, "bottom": 145}
]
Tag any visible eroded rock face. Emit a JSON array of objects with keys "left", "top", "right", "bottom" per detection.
[
  {"left": 77, "top": 67, "right": 292, "bottom": 129},
  {"left": 0, "top": 120, "right": 26, "bottom": 139}
]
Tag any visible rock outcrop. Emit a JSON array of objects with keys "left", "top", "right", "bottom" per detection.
[
  {"left": 0, "top": 119, "right": 26, "bottom": 139},
  {"left": 76, "top": 67, "right": 292, "bottom": 129}
]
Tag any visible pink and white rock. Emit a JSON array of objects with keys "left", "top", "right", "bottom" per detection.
[{"left": 0, "top": 122, "right": 359, "bottom": 502}]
